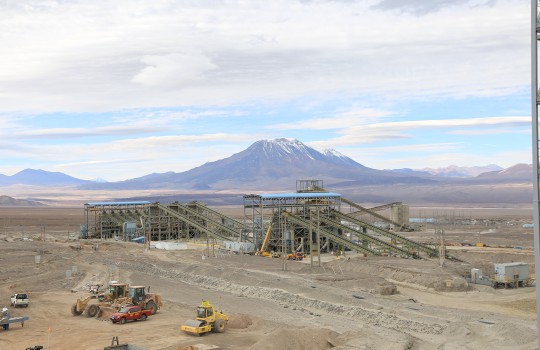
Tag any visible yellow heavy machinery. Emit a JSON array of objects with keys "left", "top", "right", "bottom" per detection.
[
  {"left": 180, "top": 301, "right": 228, "bottom": 336},
  {"left": 287, "top": 252, "right": 304, "bottom": 261},
  {"left": 71, "top": 283, "right": 162, "bottom": 318},
  {"left": 71, "top": 282, "right": 129, "bottom": 317},
  {"left": 123, "top": 285, "right": 162, "bottom": 314},
  {"left": 255, "top": 225, "right": 273, "bottom": 257},
  {"left": 98, "top": 282, "right": 129, "bottom": 302}
]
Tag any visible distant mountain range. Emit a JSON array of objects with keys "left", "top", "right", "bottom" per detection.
[
  {"left": 0, "top": 195, "right": 44, "bottom": 206},
  {"left": 0, "top": 139, "right": 534, "bottom": 205},
  {"left": 0, "top": 169, "right": 91, "bottom": 186},
  {"left": 391, "top": 164, "right": 504, "bottom": 178}
]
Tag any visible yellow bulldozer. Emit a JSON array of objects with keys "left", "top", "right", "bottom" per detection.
[
  {"left": 180, "top": 301, "right": 228, "bottom": 336},
  {"left": 71, "top": 283, "right": 162, "bottom": 318}
]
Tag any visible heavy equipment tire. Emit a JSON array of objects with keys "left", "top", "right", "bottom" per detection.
[
  {"left": 86, "top": 304, "right": 99, "bottom": 318},
  {"left": 146, "top": 301, "right": 158, "bottom": 315},
  {"left": 71, "top": 303, "right": 83, "bottom": 316},
  {"left": 213, "top": 319, "right": 226, "bottom": 333},
  {"left": 120, "top": 317, "right": 126, "bottom": 324},
  {"left": 140, "top": 314, "right": 147, "bottom": 321}
]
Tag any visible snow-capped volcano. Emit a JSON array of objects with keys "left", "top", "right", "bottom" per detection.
[
  {"left": 80, "top": 138, "right": 433, "bottom": 190},
  {"left": 322, "top": 148, "right": 366, "bottom": 168},
  {"left": 258, "top": 138, "right": 322, "bottom": 161}
]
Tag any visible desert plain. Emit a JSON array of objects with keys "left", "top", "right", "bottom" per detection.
[{"left": 0, "top": 205, "right": 538, "bottom": 350}]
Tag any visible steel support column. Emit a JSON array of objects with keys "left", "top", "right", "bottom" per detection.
[{"left": 531, "top": 1, "right": 540, "bottom": 347}]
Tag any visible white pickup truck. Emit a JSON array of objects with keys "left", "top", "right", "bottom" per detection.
[{"left": 10, "top": 293, "right": 29, "bottom": 308}]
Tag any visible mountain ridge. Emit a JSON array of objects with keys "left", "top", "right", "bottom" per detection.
[
  {"left": 0, "top": 140, "right": 532, "bottom": 192},
  {"left": 0, "top": 169, "right": 92, "bottom": 186},
  {"left": 79, "top": 138, "right": 434, "bottom": 190}
]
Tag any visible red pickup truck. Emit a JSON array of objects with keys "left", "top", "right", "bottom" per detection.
[{"left": 110, "top": 305, "right": 152, "bottom": 324}]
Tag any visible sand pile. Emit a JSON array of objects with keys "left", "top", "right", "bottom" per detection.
[
  {"left": 315, "top": 273, "right": 398, "bottom": 295},
  {"left": 331, "top": 329, "right": 415, "bottom": 350},
  {"left": 247, "top": 327, "right": 338, "bottom": 350},
  {"left": 430, "top": 277, "right": 470, "bottom": 292},
  {"left": 324, "top": 258, "right": 471, "bottom": 292},
  {"left": 227, "top": 313, "right": 254, "bottom": 329},
  {"left": 96, "top": 306, "right": 115, "bottom": 320},
  {"left": 372, "top": 282, "right": 398, "bottom": 295}
]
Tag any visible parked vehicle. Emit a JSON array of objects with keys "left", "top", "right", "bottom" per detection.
[
  {"left": 110, "top": 305, "right": 152, "bottom": 324},
  {"left": 10, "top": 293, "right": 29, "bottom": 308},
  {"left": 287, "top": 252, "right": 304, "bottom": 261}
]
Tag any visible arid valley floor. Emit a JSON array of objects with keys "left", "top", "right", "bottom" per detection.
[{"left": 0, "top": 206, "right": 537, "bottom": 350}]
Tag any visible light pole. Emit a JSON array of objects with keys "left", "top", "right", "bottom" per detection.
[{"left": 531, "top": 1, "right": 540, "bottom": 347}]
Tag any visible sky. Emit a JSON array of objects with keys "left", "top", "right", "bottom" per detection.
[{"left": 0, "top": 0, "right": 532, "bottom": 181}]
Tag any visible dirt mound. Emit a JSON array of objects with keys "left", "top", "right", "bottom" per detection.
[
  {"left": 331, "top": 329, "right": 415, "bottom": 350},
  {"left": 430, "top": 277, "right": 470, "bottom": 292},
  {"left": 373, "top": 282, "right": 398, "bottom": 295},
  {"left": 227, "top": 313, "right": 254, "bottom": 329},
  {"left": 96, "top": 306, "right": 115, "bottom": 320},
  {"left": 323, "top": 258, "right": 471, "bottom": 292},
  {"left": 247, "top": 327, "right": 337, "bottom": 350},
  {"left": 315, "top": 273, "right": 398, "bottom": 295}
]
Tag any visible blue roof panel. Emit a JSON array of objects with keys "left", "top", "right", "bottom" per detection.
[
  {"left": 259, "top": 192, "right": 341, "bottom": 199},
  {"left": 85, "top": 201, "right": 152, "bottom": 206}
]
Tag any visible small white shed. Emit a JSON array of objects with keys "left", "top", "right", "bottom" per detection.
[{"left": 494, "top": 262, "right": 529, "bottom": 282}]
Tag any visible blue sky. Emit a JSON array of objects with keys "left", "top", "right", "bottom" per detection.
[{"left": 0, "top": 0, "right": 531, "bottom": 181}]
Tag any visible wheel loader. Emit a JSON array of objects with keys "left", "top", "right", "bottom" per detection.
[
  {"left": 71, "top": 282, "right": 129, "bottom": 317},
  {"left": 180, "top": 300, "right": 228, "bottom": 336}
]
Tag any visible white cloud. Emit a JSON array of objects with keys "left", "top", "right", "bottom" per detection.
[
  {"left": 449, "top": 128, "right": 530, "bottom": 136},
  {"left": 306, "top": 116, "right": 530, "bottom": 147},
  {"left": 271, "top": 108, "right": 392, "bottom": 130},
  {"left": 0, "top": 0, "right": 529, "bottom": 112},
  {"left": 132, "top": 54, "right": 217, "bottom": 88},
  {"left": 0, "top": 0, "right": 531, "bottom": 179},
  {"left": 3, "top": 125, "right": 165, "bottom": 139}
]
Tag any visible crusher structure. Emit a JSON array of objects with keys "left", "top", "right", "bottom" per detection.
[
  {"left": 244, "top": 180, "right": 453, "bottom": 260},
  {"left": 82, "top": 201, "right": 249, "bottom": 244}
]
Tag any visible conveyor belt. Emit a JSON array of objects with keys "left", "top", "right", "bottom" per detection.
[
  {"left": 191, "top": 202, "right": 249, "bottom": 240},
  {"left": 317, "top": 214, "right": 413, "bottom": 257},
  {"left": 282, "top": 212, "right": 378, "bottom": 256},
  {"left": 175, "top": 203, "right": 242, "bottom": 240},
  {"left": 332, "top": 210, "right": 438, "bottom": 257},
  {"left": 154, "top": 203, "right": 229, "bottom": 241},
  {"left": 340, "top": 197, "right": 414, "bottom": 232}
]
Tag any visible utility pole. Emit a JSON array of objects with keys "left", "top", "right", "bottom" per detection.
[
  {"left": 282, "top": 216, "right": 287, "bottom": 271},
  {"left": 531, "top": 1, "right": 540, "bottom": 348},
  {"left": 435, "top": 226, "right": 445, "bottom": 267}
]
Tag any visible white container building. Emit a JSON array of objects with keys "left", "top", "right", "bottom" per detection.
[{"left": 493, "top": 262, "right": 529, "bottom": 285}]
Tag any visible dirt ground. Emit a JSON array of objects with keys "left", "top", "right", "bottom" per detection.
[{"left": 0, "top": 206, "right": 538, "bottom": 350}]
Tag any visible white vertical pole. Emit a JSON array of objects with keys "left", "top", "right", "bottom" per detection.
[{"left": 531, "top": 1, "right": 540, "bottom": 348}]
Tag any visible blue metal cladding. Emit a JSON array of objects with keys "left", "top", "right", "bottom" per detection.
[
  {"left": 257, "top": 192, "right": 341, "bottom": 199},
  {"left": 85, "top": 201, "right": 152, "bottom": 206}
]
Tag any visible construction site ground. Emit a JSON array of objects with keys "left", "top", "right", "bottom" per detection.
[{"left": 0, "top": 206, "right": 537, "bottom": 350}]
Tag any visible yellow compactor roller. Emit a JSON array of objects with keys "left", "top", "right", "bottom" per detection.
[{"left": 180, "top": 301, "right": 228, "bottom": 336}]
